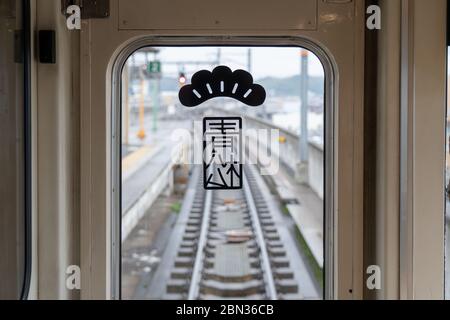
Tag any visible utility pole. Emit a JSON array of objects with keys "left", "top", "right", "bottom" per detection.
[
  {"left": 152, "top": 52, "right": 161, "bottom": 132},
  {"left": 137, "top": 68, "right": 146, "bottom": 140},
  {"left": 216, "top": 48, "right": 221, "bottom": 66},
  {"left": 297, "top": 49, "right": 309, "bottom": 184},
  {"left": 152, "top": 76, "right": 160, "bottom": 132},
  {"left": 247, "top": 48, "right": 252, "bottom": 73}
]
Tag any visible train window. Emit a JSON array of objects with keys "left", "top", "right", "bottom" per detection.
[
  {"left": 0, "top": 0, "right": 30, "bottom": 300},
  {"left": 120, "top": 46, "right": 326, "bottom": 300}
]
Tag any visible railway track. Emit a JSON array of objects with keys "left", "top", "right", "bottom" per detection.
[{"left": 163, "top": 165, "right": 308, "bottom": 300}]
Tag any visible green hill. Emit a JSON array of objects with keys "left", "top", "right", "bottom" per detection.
[
  {"left": 257, "top": 75, "right": 324, "bottom": 97},
  {"left": 159, "top": 75, "right": 324, "bottom": 97}
]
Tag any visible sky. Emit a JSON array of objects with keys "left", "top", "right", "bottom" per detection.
[{"left": 132, "top": 47, "right": 325, "bottom": 80}]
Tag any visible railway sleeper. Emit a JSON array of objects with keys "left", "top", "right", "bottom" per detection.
[
  {"left": 247, "top": 248, "right": 260, "bottom": 258},
  {"left": 273, "top": 267, "right": 295, "bottom": 280},
  {"left": 182, "top": 234, "right": 199, "bottom": 241},
  {"left": 249, "top": 259, "right": 263, "bottom": 269},
  {"left": 184, "top": 226, "right": 200, "bottom": 233},
  {"left": 188, "top": 212, "right": 202, "bottom": 217},
  {"left": 187, "top": 219, "right": 201, "bottom": 227},
  {"left": 209, "top": 224, "right": 253, "bottom": 232},
  {"left": 203, "top": 270, "right": 262, "bottom": 283},
  {"left": 174, "top": 257, "right": 195, "bottom": 268},
  {"left": 258, "top": 213, "right": 273, "bottom": 220},
  {"left": 246, "top": 240, "right": 258, "bottom": 249},
  {"left": 205, "top": 242, "right": 219, "bottom": 249},
  {"left": 270, "top": 257, "right": 290, "bottom": 268},
  {"left": 170, "top": 268, "right": 192, "bottom": 280},
  {"left": 263, "top": 226, "right": 278, "bottom": 234},
  {"left": 203, "top": 249, "right": 215, "bottom": 258},
  {"left": 200, "top": 280, "right": 265, "bottom": 297},
  {"left": 260, "top": 220, "right": 275, "bottom": 227},
  {"left": 166, "top": 279, "right": 189, "bottom": 294},
  {"left": 204, "top": 257, "right": 260, "bottom": 269},
  {"left": 210, "top": 213, "right": 251, "bottom": 220},
  {"left": 267, "top": 241, "right": 283, "bottom": 248},
  {"left": 204, "top": 246, "right": 259, "bottom": 259},
  {"left": 268, "top": 247, "right": 287, "bottom": 257},
  {"left": 276, "top": 279, "right": 299, "bottom": 294},
  {"left": 177, "top": 248, "right": 196, "bottom": 257},
  {"left": 180, "top": 241, "right": 196, "bottom": 248},
  {"left": 278, "top": 293, "right": 305, "bottom": 300},
  {"left": 264, "top": 232, "right": 280, "bottom": 241}
]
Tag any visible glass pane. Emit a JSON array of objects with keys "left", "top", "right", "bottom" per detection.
[
  {"left": 121, "top": 46, "right": 325, "bottom": 300},
  {"left": 0, "top": 0, "right": 26, "bottom": 300}
]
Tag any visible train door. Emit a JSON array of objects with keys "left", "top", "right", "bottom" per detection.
[
  {"left": 0, "top": 0, "right": 31, "bottom": 300},
  {"left": 79, "top": 0, "right": 365, "bottom": 299}
]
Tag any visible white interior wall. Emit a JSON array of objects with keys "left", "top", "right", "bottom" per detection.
[{"left": 35, "top": 0, "right": 80, "bottom": 300}]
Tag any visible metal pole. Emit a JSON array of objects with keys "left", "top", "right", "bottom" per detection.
[
  {"left": 247, "top": 48, "right": 252, "bottom": 73},
  {"left": 300, "top": 49, "right": 309, "bottom": 163},
  {"left": 216, "top": 48, "right": 221, "bottom": 66},
  {"left": 152, "top": 77, "right": 160, "bottom": 132},
  {"left": 152, "top": 52, "right": 160, "bottom": 133},
  {"left": 297, "top": 49, "right": 309, "bottom": 184},
  {"left": 137, "top": 71, "right": 146, "bottom": 140}
]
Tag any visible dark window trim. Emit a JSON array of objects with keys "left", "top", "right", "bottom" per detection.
[
  {"left": 447, "top": 0, "right": 450, "bottom": 46},
  {"left": 363, "top": 0, "right": 379, "bottom": 300},
  {"left": 20, "top": 0, "right": 32, "bottom": 300},
  {"left": 445, "top": 0, "right": 449, "bottom": 300}
]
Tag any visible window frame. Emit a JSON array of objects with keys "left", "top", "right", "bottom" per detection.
[
  {"left": 110, "top": 37, "right": 337, "bottom": 300},
  {"left": 21, "top": 0, "right": 32, "bottom": 300}
]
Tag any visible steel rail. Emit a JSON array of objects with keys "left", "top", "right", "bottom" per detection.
[
  {"left": 188, "top": 165, "right": 277, "bottom": 300},
  {"left": 242, "top": 169, "right": 278, "bottom": 300},
  {"left": 187, "top": 188, "right": 213, "bottom": 300}
]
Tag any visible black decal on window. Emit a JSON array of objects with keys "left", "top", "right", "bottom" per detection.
[
  {"left": 179, "top": 66, "right": 266, "bottom": 107},
  {"left": 203, "top": 117, "right": 243, "bottom": 190},
  {"left": 179, "top": 66, "right": 265, "bottom": 190}
]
